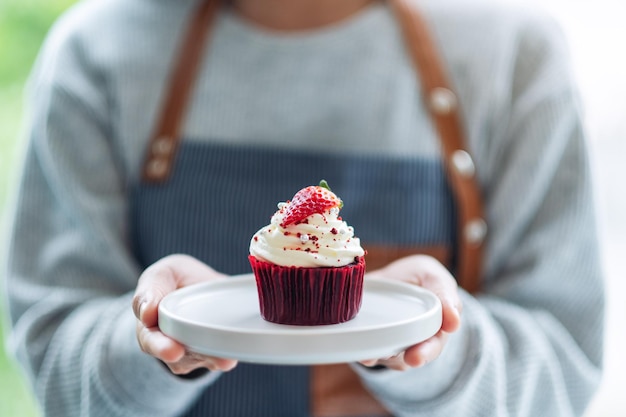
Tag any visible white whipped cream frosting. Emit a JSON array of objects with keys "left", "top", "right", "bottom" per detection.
[{"left": 250, "top": 204, "right": 365, "bottom": 267}]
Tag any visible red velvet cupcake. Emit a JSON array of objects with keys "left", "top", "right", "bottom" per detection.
[{"left": 249, "top": 180, "right": 366, "bottom": 325}]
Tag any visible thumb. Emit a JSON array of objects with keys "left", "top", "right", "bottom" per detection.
[
  {"left": 133, "top": 266, "right": 178, "bottom": 327},
  {"left": 132, "top": 254, "right": 227, "bottom": 327}
]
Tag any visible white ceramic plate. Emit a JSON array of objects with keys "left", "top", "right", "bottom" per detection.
[{"left": 159, "top": 274, "right": 442, "bottom": 365}]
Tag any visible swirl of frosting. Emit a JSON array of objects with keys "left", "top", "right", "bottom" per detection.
[{"left": 250, "top": 204, "right": 364, "bottom": 267}]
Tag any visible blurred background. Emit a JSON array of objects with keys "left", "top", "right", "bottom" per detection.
[
  {"left": 0, "top": 0, "right": 624, "bottom": 416},
  {"left": 1, "top": 1, "right": 77, "bottom": 415}
]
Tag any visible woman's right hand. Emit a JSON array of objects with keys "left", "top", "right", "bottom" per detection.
[{"left": 132, "top": 254, "right": 239, "bottom": 375}]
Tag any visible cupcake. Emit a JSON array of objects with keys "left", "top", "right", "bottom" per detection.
[{"left": 249, "top": 180, "right": 366, "bottom": 325}]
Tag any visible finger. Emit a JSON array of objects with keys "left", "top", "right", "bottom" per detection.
[
  {"left": 440, "top": 297, "right": 462, "bottom": 333},
  {"left": 133, "top": 267, "right": 177, "bottom": 327},
  {"left": 359, "top": 353, "right": 410, "bottom": 371},
  {"left": 358, "top": 359, "right": 379, "bottom": 367},
  {"left": 166, "top": 357, "right": 237, "bottom": 374},
  {"left": 403, "top": 330, "right": 448, "bottom": 368},
  {"left": 362, "top": 331, "right": 449, "bottom": 370},
  {"left": 210, "top": 358, "right": 238, "bottom": 372},
  {"left": 432, "top": 288, "right": 461, "bottom": 334},
  {"left": 358, "top": 355, "right": 395, "bottom": 368},
  {"left": 201, "top": 357, "right": 239, "bottom": 373},
  {"left": 402, "top": 256, "right": 462, "bottom": 333},
  {"left": 137, "top": 321, "right": 239, "bottom": 374},
  {"left": 133, "top": 254, "right": 227, "bottom": 326},
  {"left": 137, "top": 322, "right": 186, "bottom": 363},
  {"left": 165, "top": 351, "right": 239, "bottom": 374}
]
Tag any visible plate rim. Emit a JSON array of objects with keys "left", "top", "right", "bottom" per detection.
[{"left": 158, "top": 274, "right": 442, "bottom": 364}]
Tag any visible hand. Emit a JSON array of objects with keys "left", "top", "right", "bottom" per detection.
[
  {"left": 132, "top": 254, "right": 239, "bottom": 374},
  {"left": 359, "top": 255, "right": 462, "bottom": 371}
]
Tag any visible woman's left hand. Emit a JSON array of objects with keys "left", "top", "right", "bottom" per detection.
[{"left": 358, "top": 255, "right": 462, "bottom": 371}]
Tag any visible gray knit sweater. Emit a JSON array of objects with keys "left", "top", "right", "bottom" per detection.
[{"left": 4, "top": 0, "right": 604, "bottom": 416}]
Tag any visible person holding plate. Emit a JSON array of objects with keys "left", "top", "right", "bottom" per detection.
[{"left": 4, "top": 0, "right": 604, "bottom": 416}]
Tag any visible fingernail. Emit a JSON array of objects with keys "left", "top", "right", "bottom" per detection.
[
  {"left": 138, "top": 300, "right": 148, "bottom": 321},
  {"left": 132, "top": 295, "right": 144, "bottom": 319},
  {"left": 446, "top": 299, "right": 461, "bottom": 317}
]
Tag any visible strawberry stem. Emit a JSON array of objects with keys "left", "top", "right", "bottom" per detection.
[{"left": 318, "top": 179, "right": 343, "bottom": 209}]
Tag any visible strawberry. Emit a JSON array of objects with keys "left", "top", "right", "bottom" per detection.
[{"left": 280, "top": 180, "right": 343, "bottom": 228}]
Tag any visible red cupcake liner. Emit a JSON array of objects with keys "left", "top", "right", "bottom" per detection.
[{"left": 248, "top": 255, "right": 365, "bottom": 326}]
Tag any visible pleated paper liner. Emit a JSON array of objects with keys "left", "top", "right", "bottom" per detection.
[{"left": 249, "top": 255, "right": 365, "bottom": 326}]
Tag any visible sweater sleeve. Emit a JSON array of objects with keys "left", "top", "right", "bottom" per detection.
[
  {"left": 4, "top": 15, "right": 216, "bottom": 417},
  {"left": 353, "top": 9, "right": 604, "bottom": 417}
]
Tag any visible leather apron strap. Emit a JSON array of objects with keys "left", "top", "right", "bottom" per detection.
[
  {"left": 389, "top": 0, "right": 486, "bottom": 294},
  {"left": 142, "top": 0, "right": 220, "bottom": 182},
  {"left": 140, "top": 0, "right": 486, "bottom": 416}
]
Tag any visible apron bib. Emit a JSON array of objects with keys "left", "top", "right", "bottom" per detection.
[{"left": 132, "top": 0, "right": 486, "bottom": 415}]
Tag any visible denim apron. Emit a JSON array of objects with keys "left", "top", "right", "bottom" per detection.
[{"left": 131, "top": 0, "right": 486, "bottom": 416}]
